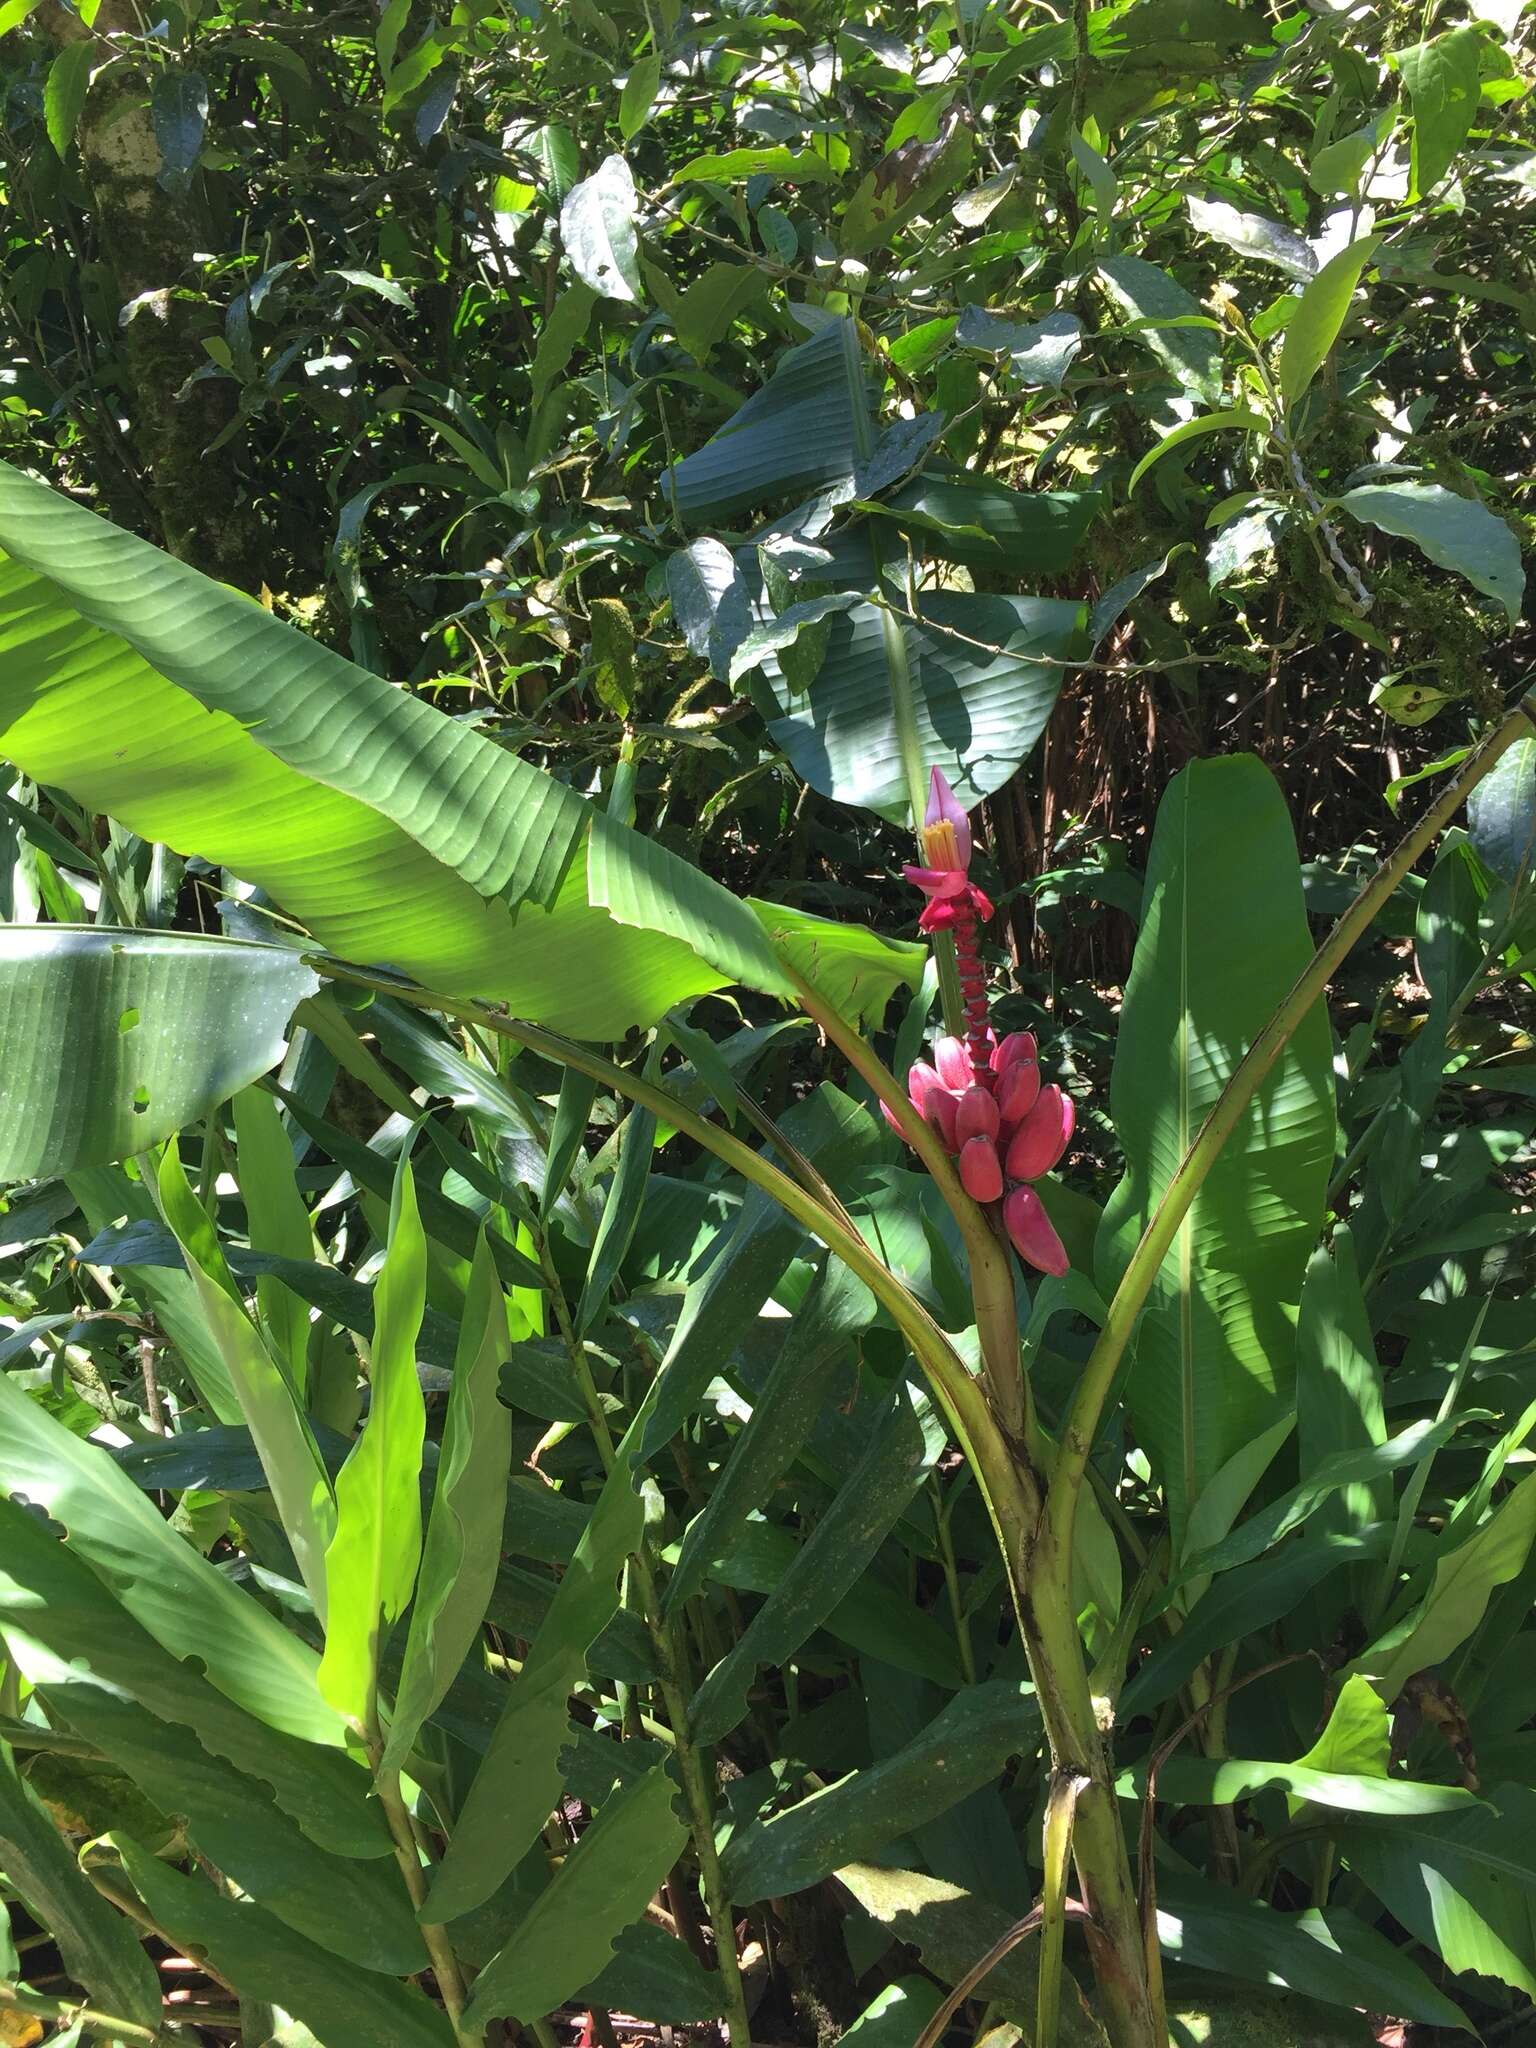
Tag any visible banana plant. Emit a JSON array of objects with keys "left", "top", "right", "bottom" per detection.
[{"left": 2, "top": 467, "right": 1535, "bottom": 2047}]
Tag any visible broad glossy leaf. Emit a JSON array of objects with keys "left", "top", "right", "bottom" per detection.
[
  {"left": 383, "top": 1232, "right": 513, "bottom": 1770},
  {"left": 424, "top": 1408, "right": 647, "bottom": 1920},
  {"left": 1156, "top": 1872, "right": 1469, "bottom": 2028},
  {"left": 1098, "top": 254, "right": 1223, "bottom": 403},
  {"left": 0, "top": 1740, "right": 160, "bottom": 2030},
  {"left": 722, "top": 1683, "right": 1040, "bottom": 1902},
  {"left": 1468, "top": 735, "right": 1536, "bottom": 886},
  {"left": 1339, "top": 1784, "right": 1536, "bottom": 1998},
  {"left": 320, "top": 1156, "right": 428, "bottom": 1723},
  {"left": 1096, "top": 757, "right": 1335, "bottom": 1546},
  {"left": 689, "top": 1382, "right": 946, "bottom": 1743},
  {"left": 1278, "top": 235, "right": 1380, "bottom": 411},
  {"left": 114, "top": 1837, "right": 456, "bottom": 2048},
  {"left": 1127, "top": 409, "right": 1269, "bottom": 491},
  {"left": 0, "top": 1372, "right": 339, "bottom": 1746},
  {"left": 749, "top": 900, "right": 924, "bottom": 1028},
  {"left": 1337, "top": 482, "right": 1525, "bottom": 624},
  {"left": 0, "top": 927, "right": 316, "bottom": 1177},
  {"left": 759, "top": 589, "right": 1082, "bottom": 821},
  {"left": 0, "top": 468, "right": 823, "bottom": 1038},
  {"left": 666, "top": 319, "right": 869, "bottom": 522},
  {"left": 1400, "top": 26, "right": 1484, "bottom": 194},
  {"left": 1185, "top": 194, "right": 1316, "bottom": 279},
  {"left": 559, "top": 153, "right": 643, "bottom": 302},
  {"left": 462, "top": 1764, "right": 687, "bottom": 2027},
  {"left": 666, "top": 536, "right": 751, "bottom": 679},
  {"left": 877, "top": 477, "right": 1098, "bottom": 574}
]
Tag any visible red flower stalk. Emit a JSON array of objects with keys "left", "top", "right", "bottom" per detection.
[
  {"left": 903, "top": 768, "right": 995, "bottom": 1081},
  {"left": 895, "top": 769, "right": 1074, "bottom": 1277}
]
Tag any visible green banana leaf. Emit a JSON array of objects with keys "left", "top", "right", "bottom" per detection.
[
  {"left": 0, "top": 462, "right": 919, "bottom": 1039},
  {"left": 1096, "top": 756, "right": 1335, "bottom": 1549},
  {"left": 0, "top": 926, "right": 316, "bottom": 1178}
]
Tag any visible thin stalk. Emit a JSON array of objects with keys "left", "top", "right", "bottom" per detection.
[
  {"left": 539, "top": 1230, "right": 753, "bottom": 2048},
  {"left": 1036, "top": 1769, "right": 1090, "bottom": 2048},
  {"left": 1043, "top": 692, "right": 1536, "bottom": 1580},
  {"left": 366, "top": 1739, "right": 479, "bottom": 2047},
  {"left": 0, "top": 1987, "right": 162, "bottom": 2046}
]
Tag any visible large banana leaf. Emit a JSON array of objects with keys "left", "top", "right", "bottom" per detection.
[
  {"left": 0, "top": 926, "right": 316, "bottom": 1178},
  {"left": 757, "top": 589, "right": 1083, "bottom": 818},
  {"left": 0, "top": 463, "right": 914, "bottom": 1038},
  {"left": 1095, "top": 756, "right": 1335, "bottom": 1549},
  {"left": 666, "top": 317, "right": 870, "bottom": 521}
]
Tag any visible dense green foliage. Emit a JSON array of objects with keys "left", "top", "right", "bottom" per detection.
[{"left": 0, "top": 0, "right": 1534, "bottom": 2045}]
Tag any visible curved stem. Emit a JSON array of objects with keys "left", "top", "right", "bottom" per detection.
[{"left": 786, "top": 966, "right": 1031, "bottom": 1446}]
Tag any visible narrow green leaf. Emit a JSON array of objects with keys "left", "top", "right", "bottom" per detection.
[
  {"left": 463, "top": 1765, "right": 688, "bottom": 2027},
  {"left": 0, "top": 1373, "right": 339, "bottom": 1746},
  {"left": 723, "top": 1683, "right": 1040, "bottom": 1903},
  {"left": 157, "top": 1144, "right": 335, "bottom": 1617},
  {"left": 689, "top": 1382, "right": 946, "bottom": 1743},
  {"left": 114, "top": 1837, "right": 456, "bottom": 2048},
  {"left": 542, "top": 1064, "right": 597, "bottom": 1215},
  {"left": 0, "top": 1493, "right": 384, "bottom": 1859},
  {"left": 20, "top": 1650, "right": 426, "bottom": 1974},
  {"left": 666, "top": 1257, "right": 874, "bottom": 1613},
  {"left": 1128, "top": 409, "right": 1269, "bottom": 489},
  {"left": 675, "top": 146, "right": 838, "bottom": 186},
  {"left": 1278, "top": 234, "right": 1381, "bottom": 410},
  {"left": 618, "top": 51, "right": 661, "bottom": 139},
  {"left": 576, "top": 1090, "right": 657, "bottom": 1334},
  {"left": 1121, "top": 1753, "right": 1475, "bottom": 1817},
  {"left": 232, "top": 1083, "right": 317, "bottom": 1393},
  {"left": 0, "top": 1740, "right": 160, "bottom": 2030},
  {"left": 1182, "top": 1421, "right": 1458, "bottom": 1580},
  {"left": 1351, "top": 1471, "right": 1536, "bottom": 1701},
  {"left": 530, "top": 282, "right": 597, "bottom": 411},
  {"left": 319, "top": 1155, "right": 428, "bottom": 1725},
  {"left": 423, "top": 1410, "right": 647, "bottom": 1920},
  {"left": 383, "top": 1233, "right": 514, "bottom": 1770}
]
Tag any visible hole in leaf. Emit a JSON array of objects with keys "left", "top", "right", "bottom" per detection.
[
  {"left": 131, "top": 1085, "right": 151, "bottom": 1115},
  {"left": 118, "top": 1007, "right": 140, "bottom": 1034}
]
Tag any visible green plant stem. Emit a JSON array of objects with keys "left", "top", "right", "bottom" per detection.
[
  {"left": 1042, "top": 690, "right": 1536, "bottom": 1585},
  {"left": 363, "top": 1728, "right": 479, "bottom": 2048},
  {"left": 0, "top": 1985, "right": 163, "bottom": 2046}
]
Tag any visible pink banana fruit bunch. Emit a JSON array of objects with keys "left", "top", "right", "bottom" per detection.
[
  {"left": 894, "top": 767, "right": 1074, "bottom": 1277},
  {"left": 888, "top": 1030, "right": 1074, "bottom": 1277}
]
